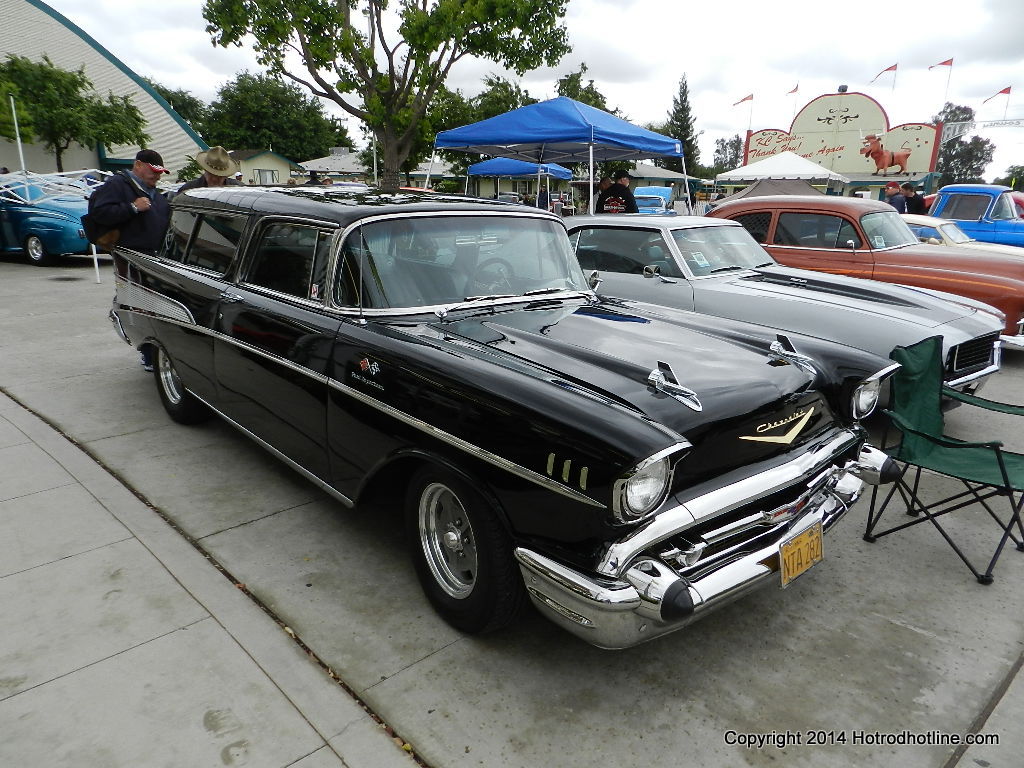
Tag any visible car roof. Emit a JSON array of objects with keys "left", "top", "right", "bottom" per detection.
[
  {"left": 567, "top": 214, "right": 741, "bottom": 230},
  {"left": 174, "top": 186, "right": 553, "bottom": 226},
  {"left": 711, "top": 194, "right": 893, "bottom": 214},
  {"left": 938, "top": 183, "right": 1010, "bottom": 193}
]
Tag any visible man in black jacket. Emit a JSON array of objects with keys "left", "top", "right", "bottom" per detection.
[
  {"left": 901, "top": 183, "right": 928, "bottom": 215},
  {"left": 595, "top": 169, "right": 639, "bottom": 214},
  {"left": 88, "top": 149, "right": 171, "bottom": 254}
]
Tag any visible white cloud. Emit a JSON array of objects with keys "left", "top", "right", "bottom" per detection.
[{"left": 43, "top": 0, "right": 1024, "bottom": 176}]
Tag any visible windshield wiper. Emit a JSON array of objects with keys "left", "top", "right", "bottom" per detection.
[
  {"left": 708, "top": 265, "right": 747, "bottom": 274},
  {"left": 753, "top": 261, "right": 775, "bottom": 268},
  {"left": 462, "top": 293, "right": 517, "bottom": 302}
]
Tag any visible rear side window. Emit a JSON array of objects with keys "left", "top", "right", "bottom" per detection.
[
  {"left": 731, "top": 213, "right": 772, "bottom": 244},
  {"left": 159, "top": 209, "right": 198, "bottom": 262},
  {"left": 245, "top": 223, "right": 333, "bottom": 300},
  {"left": 941, "top": 194, "right": 989, "bottom": 221},
  {"left": 184, "top": 213, "right": 246, "bottom": 274}
]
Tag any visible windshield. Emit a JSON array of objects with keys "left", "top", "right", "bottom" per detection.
[
  {"left": 635, "top": 196, "right": 666, "bottom": 209},
  {"left": 859, "top": 210, "right": 919, "bottom": 248},
  {"left": 670, "top": 224, "right": 774, "bottom": 276},
  {"left": 937, "top": 221, "right": 972, "bottom": 244},
  {"left": 335, "top": 214, "right": 589, "bottom": 309}
]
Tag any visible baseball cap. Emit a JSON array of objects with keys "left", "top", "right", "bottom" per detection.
[
  {"left": 135, "top": 149, "right": 169, "bottom": 173},
  {"left": 884, "top": 181, "right": 900, "bottom": 190}
]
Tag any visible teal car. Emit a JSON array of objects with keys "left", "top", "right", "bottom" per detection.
[{"left": 0, "top": 175, "right": 91, "bottom": 266}]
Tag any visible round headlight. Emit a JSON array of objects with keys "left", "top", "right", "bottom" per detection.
[
  {"left": 852, "top": 377, "right": 881, "bottom": 419},
  {"left": 622, "top": 456, "right": 670, "bottom": 518}
]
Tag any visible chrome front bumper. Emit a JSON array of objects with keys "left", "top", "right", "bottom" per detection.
[
  {"left": 1001, "top": 333, "right": 1024, "bottom": 349},
  {"left": 515, "top": 437, "right": 893, "bottom": 650}
]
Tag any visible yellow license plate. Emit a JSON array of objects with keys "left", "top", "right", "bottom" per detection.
[{"left": 780, "top": 521, "right": 823, "bottom": 587}]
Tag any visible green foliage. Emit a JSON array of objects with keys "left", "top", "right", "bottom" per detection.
[
  {"left": 993, "top": 165, "right": 1024, "bottom": 190},
  {"left": 176, "top": 156, "right": 204, "bottom": 184},
  {"left": 474, "top": 74, "right": 536, "bottom": 121},
  {"left": 555, "top": 64, "right": 613, "bottom": 112},
  {"left": 202, "top": 0, "right": 570, "bottom": 187},
  {"left": 0, "top": 75, "right": 34, "bottom": 142},
  {"left": 656, "top": 75, "right": 700, "bottom": 173},
  {"left": 0, "top": 55, "right": 148, "bottom": 171},
  {"left": 202, "top": 72, "right": 351, "bottom": 161},
  {"left": 932, "top": 103, "right": 995, "bottom": 186},
  {"left": 712, "top": 135, "right": 744, "bottom": 173}
]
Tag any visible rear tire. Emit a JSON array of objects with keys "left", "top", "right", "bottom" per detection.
[
  {"left": 153, "top": 345, "right": 210, "bottom": 424},
  {"left": 25, "top": 235, "right": 55, "bottom": 266},
  {"left": 406, "top": 465, "right": 525, "bottom": 634}
]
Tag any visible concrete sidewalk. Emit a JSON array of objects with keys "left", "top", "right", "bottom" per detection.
[{"left": 0, "top": 391, "right": 413, "bottom": 768}]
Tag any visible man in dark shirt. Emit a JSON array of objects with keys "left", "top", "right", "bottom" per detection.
[
  {"left": 901, "top": 183, "right": 927, "bottom": 214},
  {"left": 88, "top": 149, "right": 171, "bottom": 254},
  {"left": 883, "top": 181, "right": 906, "bottom": 214},
  {"left": 596, "top": 169, "right": 639, "bottom": 214}
]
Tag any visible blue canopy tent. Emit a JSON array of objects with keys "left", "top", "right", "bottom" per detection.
[
  {"left": 435, "top": 96, "right": 685, "bottom": 213},
  {"left": 465, "top": 158, "right": 573, "bottom": 204}
]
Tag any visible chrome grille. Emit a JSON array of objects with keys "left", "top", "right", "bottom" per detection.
[{"left": 948, "top": 333, "right": 998, "bottom": 376}]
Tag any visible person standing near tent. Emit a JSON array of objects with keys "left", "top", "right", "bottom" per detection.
[
  {"left": 596, "top": 170, "right": 638, "bottom": 214},
  {"left": 901, "top": 183, "right": 927, "bottom": 214},
  {"left": 884, "top": 181, "right": 906, "bottom": 213},
  {"left": 537, "top": 187, "right": 549, "bottom": 210}
]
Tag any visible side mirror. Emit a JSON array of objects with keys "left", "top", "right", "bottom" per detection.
[
  {"left": 642, "top": 264, "right": 661, "bottom": 279},
  {"left": 845, "top": 239, "right": 857, "bottom": 250},
  {"left": 588, "top": 269, "right": 603, "bottom": 290}
]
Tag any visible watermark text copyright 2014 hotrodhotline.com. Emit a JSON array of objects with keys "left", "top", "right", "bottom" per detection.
[{"left": 724, "top": 729, "right": 1000, "bottom": 749}]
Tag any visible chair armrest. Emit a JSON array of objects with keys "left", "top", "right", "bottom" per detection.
[
  {"left": 941, "top": 386, "right": 1024, "bottom": 416},
  {"left": 884, "top": 409, "right": 1004, "bottom": 450}
]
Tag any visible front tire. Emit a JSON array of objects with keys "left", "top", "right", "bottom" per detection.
[
  {"left": 25, "top": 235, "right": 55, "bottom": 266},
  {"left": 406, "top": 466, "right": 525, "bottom": 634},
  {"left": 153, "top": 345, "right": 210, "bottom": 424}
]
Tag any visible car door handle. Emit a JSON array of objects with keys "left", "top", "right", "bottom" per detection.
[{"left": 219, "top": 291, "right": 245, "bottom": 303}]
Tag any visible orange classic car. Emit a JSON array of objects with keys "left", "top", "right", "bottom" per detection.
[{"left": 708, "top": 195, "right": 1024, "bottom": 346}]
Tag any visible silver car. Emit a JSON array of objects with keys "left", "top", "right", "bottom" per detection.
[{"left": 566, "top": 215, "right": 1005, "bottom": 392}]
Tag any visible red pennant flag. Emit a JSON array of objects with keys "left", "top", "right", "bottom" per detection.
[
  {"left": 983, "top": 86, "right": 1012, "bottom": 103},
  {"left": 787, "top": 83, "right": 799, "bottom": 95},
  {"left": 928, "top": 58, "right": 953, "bottom": 69},
  {"left": 732, "top": 93, "right": 753, "bottom": 106},
  {"left": 870, "top": 63, "right": 898, "bottom": 83}
]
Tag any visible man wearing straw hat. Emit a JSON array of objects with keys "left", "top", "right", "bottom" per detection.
[{"left": 177, "top": 146, "right": 241, "bottom": 193}]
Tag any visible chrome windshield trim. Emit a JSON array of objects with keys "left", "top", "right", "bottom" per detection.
[
  {"left": 596, "top": 429, "right": 861, "bottom": 576},
  {"left": 327, "top": 378, "right": 606, "bottom": 508}
]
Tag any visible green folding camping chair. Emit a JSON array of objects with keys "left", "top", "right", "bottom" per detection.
[{"left": 863, "top": 336, "right": 1024, "bottom": 583}]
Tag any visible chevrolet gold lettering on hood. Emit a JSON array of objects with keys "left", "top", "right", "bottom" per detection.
[{"left": 739, "top": 407, "right": 814, "bottom": 445}]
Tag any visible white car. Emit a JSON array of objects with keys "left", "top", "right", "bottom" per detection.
[{"left": 903, "top": 213, "right": 1024, "bottom": 258}]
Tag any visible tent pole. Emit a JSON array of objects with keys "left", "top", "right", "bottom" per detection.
[
  {"left": 588, "top": 144, "right": 595, "bottom": 215},
  {"left": 680, "top": 150, "right": 692, "bottom": 215}
]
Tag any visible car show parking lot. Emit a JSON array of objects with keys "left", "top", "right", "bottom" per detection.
[{"left": 2, "top": 254, "right": 1023, "bottom": 767}]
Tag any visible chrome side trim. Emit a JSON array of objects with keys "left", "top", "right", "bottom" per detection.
[
  {"left": 327, "top": 378, "right": 605, "bottom": 508},
  {"left": 187, "top": 390, "right": 354, "bottom": 509},
  {"left": 115, "top": 275, "right": 196, "bottom": 324},
  {"left": 596, "top": 429, "right": 861, "bottom": 576},
  {"left": 947, "top": 361, "right": 1000, "bottom": 388}
]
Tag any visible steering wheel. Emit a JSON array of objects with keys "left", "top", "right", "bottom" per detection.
[{"left": 468, "top": 257, "right": 515, "bottom": 294}]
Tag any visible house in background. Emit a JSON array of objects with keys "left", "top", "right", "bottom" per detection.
[
  {"left": 300, "top": 146, "right": 460, "bottom": 188},
  {"left": 229, "top": 149, "right": 303, "bottom": 186}
]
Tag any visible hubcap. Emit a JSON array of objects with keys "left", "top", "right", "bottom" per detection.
[
  {"left": 26, "top": 237, "right": 44, "bottom": 261},
  {"left": 419, "top": 482, "right": 478, "bottom": 599},
  {"left": 157, "top": 350, "right": 184, "bottom": 405}
]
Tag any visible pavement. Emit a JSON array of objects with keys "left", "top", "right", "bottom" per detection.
[{"left": 1, "top": 253, "right": 1022, "bottom": 768}]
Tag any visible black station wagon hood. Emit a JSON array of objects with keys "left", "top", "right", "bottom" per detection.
[{"left": 433, "top": 300, "right": 818, "bottom": 439}]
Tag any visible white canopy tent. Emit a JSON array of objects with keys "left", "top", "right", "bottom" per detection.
[{"left": 715, "top": 151, "right": 849, "bottom": 185}]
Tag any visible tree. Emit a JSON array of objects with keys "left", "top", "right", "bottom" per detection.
[
  {"left": 474, "top": 74, "right": 536, "bottom": 122},
  {"left": 0, "top": 55, "right": 148, "bottom": 171},
  {"left": 933, "top": 103, "right": 995, "bottom": 186},
  {"left": 0, "top": 74, "right": 34, "bottom": 145},
  {"left": 712, "top": 135, "right": 744, "bottom": 173},
  {"left": 144, "top": 78, "right": 208, "bottom": 133},
  {"left": 993, "top": 165, "right": 1024, "bottom": 190},
  {"left": 555, "top": 63, "right": 613, "bottom": 112},
  {"left": 656, "top": 75, "right": 700, "bottom": 173},
  {"left": 203, "top": 0, "right": 570, "bottom": 189},
  {"left": 203, "top": 72, "right": 351, "bottom": 162}
]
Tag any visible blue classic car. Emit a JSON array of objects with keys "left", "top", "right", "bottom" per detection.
[
  {"left": 0, "top": 174, "right": 92, "bottom": 265},
  {"left": 634, "top": 185, "right": 676, "bottom": 216},
  {"left": 927, "top": 184, "right": 1024, "bottom": 248}
]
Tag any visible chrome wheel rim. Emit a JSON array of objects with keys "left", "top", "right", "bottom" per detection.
[
  {"left": 26, "top": 236, "right": 44, "bottom": 261},
  {"left": 419, "top": 482, "right": 477, "bottom": 599},
  {"left": 157, "top": 350, "right": 184, "bottom": 405}
]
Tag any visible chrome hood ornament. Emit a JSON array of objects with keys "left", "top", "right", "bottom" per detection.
[{"left": 647, "top": 360, "right": 702, "bottom": 412}]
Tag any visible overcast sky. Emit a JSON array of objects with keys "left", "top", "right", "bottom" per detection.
[{"left": 43, "top": 0, "right": 1023, "bottom": 178}]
